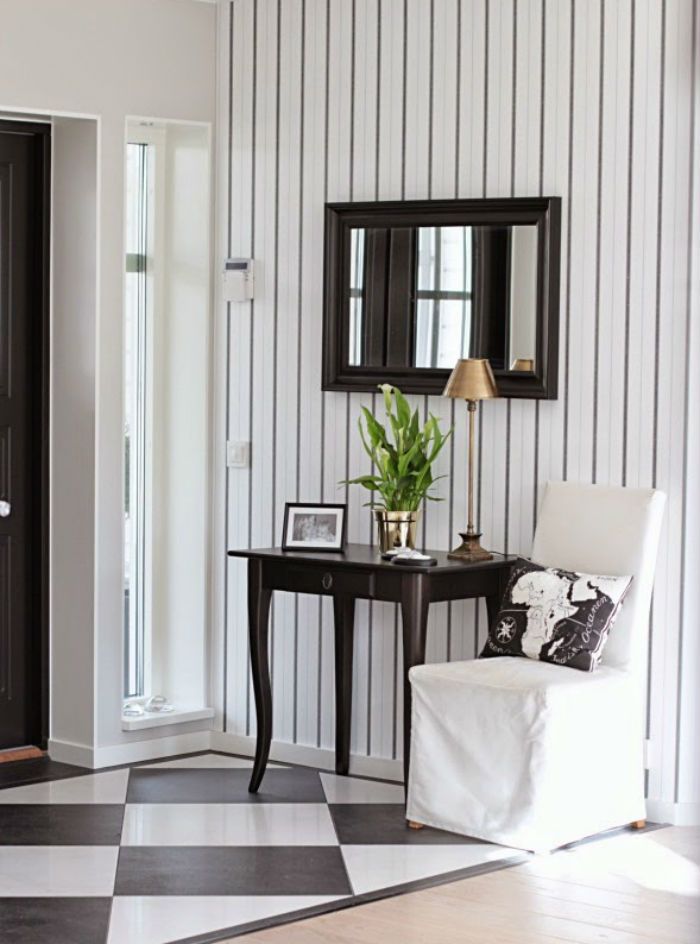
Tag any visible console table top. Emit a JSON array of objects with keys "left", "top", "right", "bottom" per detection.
[{"left": 228, "top": 542, "right": 517, "bottom": 576}]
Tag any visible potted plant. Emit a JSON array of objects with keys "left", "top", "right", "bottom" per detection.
[{"left": 343, "top": 385, "right": 452, "bottom": 553}]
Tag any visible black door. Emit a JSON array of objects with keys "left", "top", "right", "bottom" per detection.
[{"left": 0, "top": 121, "right": 49, "bottom": 750}]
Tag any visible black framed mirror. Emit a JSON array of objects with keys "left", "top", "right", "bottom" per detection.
[{"left": 322, "top": 197, "right": 561, "bottom": 398}]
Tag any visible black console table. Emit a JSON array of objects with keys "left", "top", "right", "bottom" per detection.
[{"left": 228, "top": 544, "right": 515, "bottom": 793}]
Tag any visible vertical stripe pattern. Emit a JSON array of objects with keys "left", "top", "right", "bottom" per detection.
[{"left": 218, "top": 0, "right": 700, "bottom": 810}]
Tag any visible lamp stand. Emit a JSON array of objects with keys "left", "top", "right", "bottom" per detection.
[{"left": 448, "top": 400, "right": 493, "bottom": 562}]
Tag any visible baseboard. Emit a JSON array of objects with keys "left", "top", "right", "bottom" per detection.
[
  {"left": 646, "top": 799, "right": 700, "bottom": 826},
  {"left": 49, "top": 729, "right": 403, "bottom": 779},
  {"left": 48, "top": 738, "right": 95, "bottom": 767},
  {"left": 49, "top": 731, "right": 211, "bottom": 770},
  {"left": 50, "top": 728, "right": 698, "bottom": 822},
  {"left": 210, "top": 731, "right": 404, "bottom": 783}
]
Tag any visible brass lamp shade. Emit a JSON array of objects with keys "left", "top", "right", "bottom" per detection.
[
  {"left": 443, "top": 358, "right": 498, "bottom": 562},
  {"left": 443, "top": 358, "right": 498, "bottom": 401}
]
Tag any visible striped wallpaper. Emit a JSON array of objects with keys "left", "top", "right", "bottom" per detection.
[{"left": 214, "top": 0, "right": 699, "bottom": 816}]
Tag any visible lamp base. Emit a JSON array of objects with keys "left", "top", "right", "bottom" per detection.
[{"left": 447, "top": 531, "right": 493, "bottom": 562}]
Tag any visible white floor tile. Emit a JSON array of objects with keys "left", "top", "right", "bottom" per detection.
[
  {"left": 320, "top": 772, "right": 405, "bottom": 804},
  {"left": 0, "top": 769, "right": 129, "bottom": 804},
  {"left": 341, "top": 843, "right": 521, "bottom": 895},
  {"left": 107, "top": 895, "right": 346, "bottom": 944},
  {"left": 142, "top": 753, "right": 285, "bottom": 769},
  {"left": 0, "top": 846, "right": 119, "bottom": 897},
  {"left": 121, "top": 803, "right": 339, "bottom": 846}
]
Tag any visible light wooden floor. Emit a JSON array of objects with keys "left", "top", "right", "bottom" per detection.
[{"left": 230, "top": 827, "right": 700, "bottom": 944}]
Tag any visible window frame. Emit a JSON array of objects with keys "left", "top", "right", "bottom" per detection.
[
  {"left": 322, "top": 197, "right": 561, "bottom": 399},
  {"left": 123, "top": 125, "right": 166, "bottom": 700}
]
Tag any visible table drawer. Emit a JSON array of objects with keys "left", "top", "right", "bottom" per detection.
[{"left": 271, "top": 565, "right": 374, "bottom": 598}]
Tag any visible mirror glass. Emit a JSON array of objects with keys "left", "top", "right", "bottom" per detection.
[{"left": 346, "top": 223, "right": 538, "bottom": 375}]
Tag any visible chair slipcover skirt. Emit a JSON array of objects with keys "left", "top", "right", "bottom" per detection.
[{"left": 406, "top": 657, "right": 645, "bottom": 853}]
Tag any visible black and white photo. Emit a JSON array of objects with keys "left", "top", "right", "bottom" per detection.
[{"left": 282, "top": 503, "right": 347, "bottom": 552}]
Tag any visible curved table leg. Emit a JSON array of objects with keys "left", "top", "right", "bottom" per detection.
[{"left": 248, "top": 558, "right": 273, "bottom": 793}]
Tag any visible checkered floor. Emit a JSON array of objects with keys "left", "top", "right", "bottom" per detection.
[{"left": 0, "top": 752, "right": 525, "bottom": 944}]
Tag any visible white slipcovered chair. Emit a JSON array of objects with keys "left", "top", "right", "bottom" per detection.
[{"left": 406, "top": 481, "right": 666, "bottom": 852}]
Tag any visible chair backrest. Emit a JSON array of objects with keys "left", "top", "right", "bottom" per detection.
[{"left": 530, "top": 481, "right": 666, "bottom": 673}]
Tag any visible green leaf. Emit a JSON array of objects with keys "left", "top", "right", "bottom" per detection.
[
  {"left": 393, "top": 387, "right": 412, "bottom": 428},
  {"left": 397, "top": 439, "right": 421, "bottom": 477},
  {"left": 347, "top": 385, "right": 451, "bottom": 512}
]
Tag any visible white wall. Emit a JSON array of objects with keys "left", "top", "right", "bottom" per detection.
[
  {"left": 50, "top": 117, "right": 98, "bottom": 751},
  {"left": 0, "top": 0, "right": 217, "bottom": 762},
  {"left": 216, "top": 0, "right": 699, "bottom": 821},
  {"left": 152, "top": 122, "right": 212, "bottom": 709}
]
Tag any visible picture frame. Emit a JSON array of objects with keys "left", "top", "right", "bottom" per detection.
[{"left": 282, "top": 502, "right": 347, "bottom": 553}]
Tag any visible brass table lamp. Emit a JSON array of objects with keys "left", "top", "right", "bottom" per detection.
[{"left": 443, "top": 358, "right": 498, "bottom": 561}]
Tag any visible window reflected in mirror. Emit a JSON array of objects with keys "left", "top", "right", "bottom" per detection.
[
  {"left": 414, "top": 226, "right": 472, "bottom": 369},
  {"left": 345, "top": 223, "right": 538, "bottom": 376},
  {"left": 349, "top": 228, "right": 365, "bottom": 366}
]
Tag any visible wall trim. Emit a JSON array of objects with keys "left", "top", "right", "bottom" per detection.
[
  {"left": 49, "top": 730, "right": 403, "bottom": 780},
  {"left": 49, "top": 731, "right": 211, "bottom": 769},
  {"left": 209, "top": 731, "right": 404, "bottom": 782},
  {"left": 47, "top": 738, "right": 95, "bottom": 767},
  {"left": 48, "top": 729, "right": 699, "bottom": 824},
  {"left": 646, "top": 799, "right": 700, "bottom": 827}
]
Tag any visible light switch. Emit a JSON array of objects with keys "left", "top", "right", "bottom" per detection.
[{"left": 227, "top": 441, "right": 250, "bottom": 468}]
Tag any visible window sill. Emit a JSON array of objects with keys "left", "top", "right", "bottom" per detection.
[{"left": 121, "top": 706, "right": 214, "bottom": 732}]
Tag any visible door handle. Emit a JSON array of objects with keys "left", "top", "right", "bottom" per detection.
[{"left": 0, "top": 501, "right": 10, "bottom": 517}]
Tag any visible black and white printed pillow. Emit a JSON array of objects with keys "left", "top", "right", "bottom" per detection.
[{"left": 480, "top": 558, "right": 633, "bottom": 672}]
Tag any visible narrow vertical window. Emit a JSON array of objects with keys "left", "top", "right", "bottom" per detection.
[
  {"left": 124, "top": 140, "right": 156, "bottom": 699},
  {"left": 121, "top": 119, "right": 211, "bottom": 726}
]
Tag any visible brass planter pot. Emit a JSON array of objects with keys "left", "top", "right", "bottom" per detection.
[{"left": 374, "top": 509, "right": 420, "bottom": 554}]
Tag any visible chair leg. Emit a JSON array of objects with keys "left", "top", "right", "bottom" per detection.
[
  {"left": 407, "top": 820, "right": 425, "bottom": 830},
  {"left": 630, "top": 819, "right": 646, "bottom": 830}
]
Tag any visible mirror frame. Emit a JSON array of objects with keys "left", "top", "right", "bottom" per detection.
[{"left": 322, "top": 197, "right": 561, "bottom": 399}]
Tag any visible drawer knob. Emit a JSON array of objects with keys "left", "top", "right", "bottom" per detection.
[{"left": 322, "top": 572, "right": 333, "bottom": 590}]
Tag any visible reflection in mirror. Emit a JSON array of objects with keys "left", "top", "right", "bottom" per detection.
[
  {"left": 349, "top": 228, "right": 365, "bottom": 366},
  {"left": 345, "top": 223, "right": 538, "bottom": 376},
  {"left": 508, "top": 226, "right": 537, "bottom": 370},
  {"left": 415, "top": 227, "right": 472, "bottom": 368}
]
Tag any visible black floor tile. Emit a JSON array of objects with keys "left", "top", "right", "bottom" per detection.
[
  {"left": 0, "top": 759, "right": 88, "bottom": 791},
  {"left": 330, "top": 804, "right": 478, "bottom": 844},
  {"left": 126, "top": 767, "right": 326, "bottom": 804},
  {"left": 0, "top": 804, "right": 125, "bottom": 845},
  {"left": 115, "top": 846, "right": 352, "bottom": 896},
  {"left": 0, "top": 898, "right": 112, "bottom": 944}
]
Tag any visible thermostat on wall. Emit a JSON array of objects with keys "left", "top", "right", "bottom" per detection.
[{"left": 223, "top": 258, "right": 255, "bottom": 302}]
